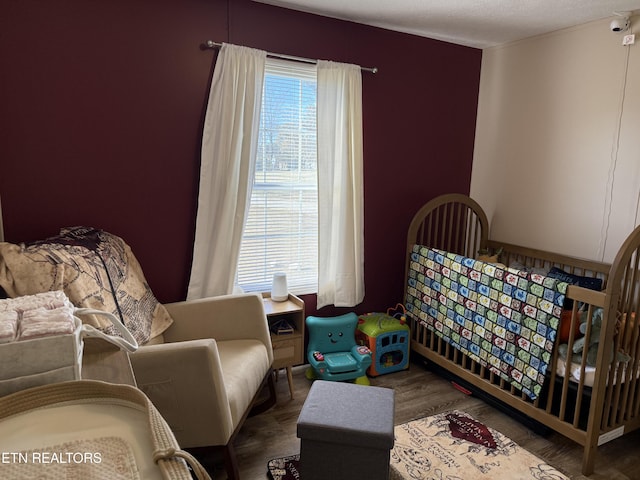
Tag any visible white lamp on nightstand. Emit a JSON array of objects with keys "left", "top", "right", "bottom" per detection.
[{"left": 271, "top": 272, "right": 288, "bottom": 302}]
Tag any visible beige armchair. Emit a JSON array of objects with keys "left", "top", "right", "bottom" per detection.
[{"left": 129, "top": 293, "right": 275, "bottom": 480}]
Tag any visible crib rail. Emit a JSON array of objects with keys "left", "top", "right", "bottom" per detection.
[{"left": 489, "top": 240, "right": 611, "bottom": 288}]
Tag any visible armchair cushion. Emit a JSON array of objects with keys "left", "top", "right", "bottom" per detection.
[
  {"left": 0, "top": 227, "right": 173, "bottom": 344},
  {"left": 324, "top": 352, "right": 358, "bottom": 372},
  {"left": 216, "top": 339, "right": 271, "bottom": 428}
]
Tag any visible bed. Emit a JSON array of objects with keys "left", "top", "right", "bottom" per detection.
[{"left": 403, "top": 193, "right": 640, "bottom": 476}]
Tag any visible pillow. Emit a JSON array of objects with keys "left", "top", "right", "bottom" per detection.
[
  {"left": 0, "top": 226, "right": 173, "bottom": 345},
  {"left": 547, "top": 266, "right": 603, "bottom": 309},
  {"left": 547, "top": 267, "right": 603, "bottom": 291}
]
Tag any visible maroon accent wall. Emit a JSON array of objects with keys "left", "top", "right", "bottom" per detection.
[{"left": 1, "top": 0, "right": 481, "bottom": 316}]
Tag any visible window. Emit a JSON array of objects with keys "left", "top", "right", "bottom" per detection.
[{"left": 236, "top": 59, "right": 318, "bottom": 294}]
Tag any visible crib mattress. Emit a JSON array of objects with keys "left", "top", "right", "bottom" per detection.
[{"left": 555, "top": 358, "right": 637, "bottom": 387}]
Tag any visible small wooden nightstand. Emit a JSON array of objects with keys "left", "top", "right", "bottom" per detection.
[{"left": 262, "top": 293, "right": 305, "bottom": 399}]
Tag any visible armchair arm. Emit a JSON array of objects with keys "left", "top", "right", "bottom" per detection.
[
  {"left": 308, "top": 350, "right": 327, "bottom": 371},
  {"left": 129, "top": 339, "right": 234, "bottom": 447},
  {"left": 162, "top": 293, "right": 273, "bottom": 364},
  {"left": 351, "top": 345, "right": 373, "bottom": 367}
]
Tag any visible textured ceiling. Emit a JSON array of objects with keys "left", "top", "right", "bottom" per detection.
[{"left": 254, "top": 0, "right": 640, "bottom": 48}]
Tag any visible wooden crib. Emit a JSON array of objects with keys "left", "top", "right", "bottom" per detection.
[{"left": 403, "top": 193, "right": 640, "bottom": 475}]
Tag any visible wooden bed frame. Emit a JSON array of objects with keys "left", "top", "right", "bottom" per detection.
[{"left": 403, "top": 193, "right": 640, "bottom": 475}]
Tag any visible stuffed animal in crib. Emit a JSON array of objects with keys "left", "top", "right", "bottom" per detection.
[{"left": 558, "top": 308, "right": 630, "bottom": 367}]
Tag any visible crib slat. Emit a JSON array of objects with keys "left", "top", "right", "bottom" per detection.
[{"left": 453, "top": 202, "right": 462, "bottom": 253}]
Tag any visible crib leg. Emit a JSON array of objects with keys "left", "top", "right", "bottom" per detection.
[{"left": 582, "top": 441, "right": 596, "bottom": 476}]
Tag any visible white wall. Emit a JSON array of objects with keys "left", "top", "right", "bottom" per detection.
[{"left": 471, "top": 16, "right": 640, "bottom": 264}]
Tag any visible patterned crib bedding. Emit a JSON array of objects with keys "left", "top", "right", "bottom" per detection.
[{"left": 405, "top": 246, "right": 568, "bottom": 400}]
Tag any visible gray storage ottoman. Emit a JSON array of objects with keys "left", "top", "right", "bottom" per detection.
[{"left": 296, "top": 380, "right": 395, "bottom": 480}]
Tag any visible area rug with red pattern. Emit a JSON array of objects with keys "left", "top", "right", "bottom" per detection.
[
  {"left": 390, "top": 410, "right": 568, "bottom": 480},
  {"left": 266, "top": 410, "right": 568, "bottom": 480}
]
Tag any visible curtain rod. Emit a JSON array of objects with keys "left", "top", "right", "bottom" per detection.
[{"left": 205, "top": 41, "right": 378, "bottom": 74}]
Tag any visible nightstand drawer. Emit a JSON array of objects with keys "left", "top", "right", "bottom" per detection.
[
  {"left": 272, "top": 335, "right": 302, "bottom": 369},
  {"left": 274, "top": 344, "right": 295, "bottom": 361}
]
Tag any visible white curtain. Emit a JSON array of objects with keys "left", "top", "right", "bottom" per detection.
[
  {"left": 187, "top": 44, "right": 266, "bottom": 300},
  {"left": 316, "top": 61, "right": 365, "bottom": 309}
]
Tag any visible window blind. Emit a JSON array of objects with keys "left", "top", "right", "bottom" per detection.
[{"left": 236, "top": 59, "right": 318, "bottom": 295}]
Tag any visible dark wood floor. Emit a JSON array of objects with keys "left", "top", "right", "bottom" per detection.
[{"left": 201, "top": 357, "right": 640, "bottom": 480}]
